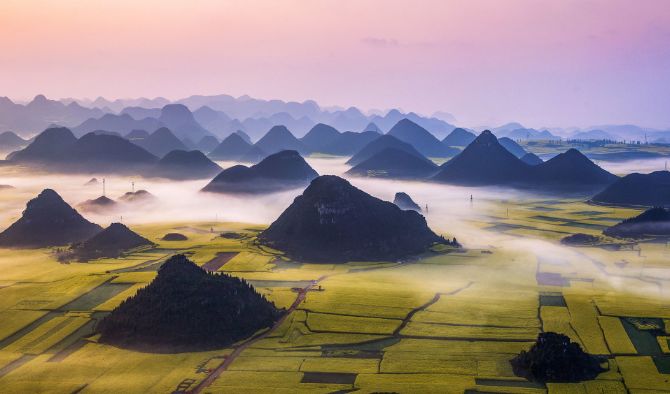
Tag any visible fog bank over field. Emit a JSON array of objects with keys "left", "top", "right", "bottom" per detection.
[{"left": 0, "top": 156, "right": 667, "bottom": 302}]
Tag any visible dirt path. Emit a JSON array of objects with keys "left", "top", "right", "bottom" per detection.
[
  {"left": 201, "top": 252, "right": 238, "bottom": 272},
  {"left": 188, "top": 275, "right": 327, "bottom": 394}
]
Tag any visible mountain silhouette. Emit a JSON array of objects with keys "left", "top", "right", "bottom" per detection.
[
  {"left": 433, "top": 132, "right": 613, "bottom": 190},
  {"left": 150, "top": 150, "right": 222, "bottom": 180},
  {"left": 300, "top": 123, "right": 341, "bottom": 152},
  {"left": 346, "top": 148, "right": 438, "bottom": 179},
  {"left": 125, "top": 129, "right": 150, "bottom": 140},
  {"left": 119, "top": 189, "right": 155, "bottom": 203},
  {"left": 202, "top": 150, "right": 318, "bottom": 194},
  {"left": 72, "top": 113, "right": 163, "bottom": 138},
  {"left": 362, "top": 122, "right": 382, "bottom": 133},
  {"left": 604, "top": 207, "right": 670, "bottom": 238},
  {"left": 0, "top": 189, "right": 101, "bottom": 247},
  {"left": 254, "top": 125, "right": 309, "bottom": 155},
  {"left": 319, "top": 130, "right": 381, "bottom": 156},
  {"left": 0, "top": 131, "right": 28, "bottom": 152},
  {"left": 442, "top": 128, "right": 476, "bottom": 146},
  {"left": 394, "top": 192, "right": 421, "bottom": 211},
  {"left": 9, "top": 129, "right": 158, "bottom": 173},
  {"left": 259, "top": 175, "right": 450, "bottom": 262},
  {"left": 0, "top": 94, "right": 103, "bottom": 133},
  {"left": 70, "top": 222, "right": 153, "bottom": 261},
  {"left": 65, "top": 133, "right": 158, "bottom": 171},
  {"left": 521, "top": 152, "right": 543, "bottom": 165},
  {"left": 503, "top": 128, "right": 558, "bottom": 141},
  {"left": 238, "top": 145, "right": 267, "bottom": 163},
  {"left": 235, "top": 130, "right": 252, "bottom": 144},
  {"left": 387, "top": 119, "right": 459, "bottom": 157},
  {"left": 432, "top": 130, "right": 530, "bottom": 185},
  {"left": 133, "top": 127, "right": 187, "bottom": 158},
  {"left": 121, "top": 106, "right": 161, "bottom": 120},
  {"left": 196, "top": 135, "right": 219, "bottom": 154},
  {"left": 208, "top": 133, "right": 254, "bottom": 161},
  {"left": 347, "top": 135, "right": 428, "bottom": 166},
  {"left": 7, "top": 127, "right": 77, "bottom": 162},
  {"left": 78, "top": 195, "right": 117, "bottom": 213},
  {"left": 591, "top": 171, "right": 670, "bottom": 207},
  {"left": 192, "top": 106, "right": 233, "bottom": 137},
  {"left": 529, "top": 149, "right": 617, "bottom": 189},
  {"left": 162, "top": 233, "right": 188, "bottom": 241},
  {"left": 97, "top": 254, "right": 281, "bottom": 351},
  {"left": 498, "top": 137, "right": 528, "bottom": 158},
  {"left": 158, "top": 104, "right": 212, "bottom": 141}
]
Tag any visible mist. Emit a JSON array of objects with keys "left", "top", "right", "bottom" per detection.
[{"left": 0, "top": 156, "right": 667, "bottom": 304}]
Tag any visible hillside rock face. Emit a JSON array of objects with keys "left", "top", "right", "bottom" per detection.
[
  {"left": 346, "top": 148, "right": 438, "bottom": 179},
  {"left": 97, "top": 254, "right": 281, "bottom": 351},
  {"left": 603, "top": 207, "right": 670, "bottom": 238},
  {"left": 0, "top": 189, "right": 101, "bottom": 247},
  {"left": 70, "top": 222, "right": 153, "bottom": 260},
  {"left": 511, "top": 332, "right": 605, "bottom": 383},
  {"left": 202, "top": 150, "right": 318, "bottom": 194},
  {"left": 258, "top": 175, "right": 448, "bottom": 262},
  {"left": 591, "top": 171, "right": 670, "bottom": 207},
  {"left": 394, "top": 192, "right": 422, "bottom": 211}
]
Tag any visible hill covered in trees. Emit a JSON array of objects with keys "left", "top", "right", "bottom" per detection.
[
  {"left": 97, "top": 254, "right": 281, "bottom": 351},
  {"left": 0, "top": 189, "right": 101, "bottom": 248},
  {"left": 259, "top": 175, "right": 455, "bottom": 262}
]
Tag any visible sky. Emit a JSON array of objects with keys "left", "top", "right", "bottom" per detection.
[{"left": 1, "top": 0, "right": 669, "bottom": 129}]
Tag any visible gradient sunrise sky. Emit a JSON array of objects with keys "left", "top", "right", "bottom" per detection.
[{"left": 1, "top": 0, "right": 669, "bottom": 128}]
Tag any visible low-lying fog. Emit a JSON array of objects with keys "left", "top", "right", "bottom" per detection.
[
  {"left": 0, "top": 157, "right": 665, "bottom": 301},
  {"left": 0, "top": 157, "right": 662, "bottom": 244}
]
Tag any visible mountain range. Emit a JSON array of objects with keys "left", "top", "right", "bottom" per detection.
[
  {"left": 433, "top": 130, "right": 617, "bottom": 191},
  {"left": 202, "top": 150, "right": 318, "bottom": 194}
]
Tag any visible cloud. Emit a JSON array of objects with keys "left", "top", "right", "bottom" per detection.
[{"left": 361, "top": 37, "right": 399, "bottom": 48}]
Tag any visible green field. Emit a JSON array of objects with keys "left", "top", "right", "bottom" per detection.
[{"left": 0, "top": 188, "right": 668, "bottom": 393}]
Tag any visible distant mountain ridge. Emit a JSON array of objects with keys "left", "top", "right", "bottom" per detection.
[{"left": 433, "top": 130, "right": 616, "bottom": 191}]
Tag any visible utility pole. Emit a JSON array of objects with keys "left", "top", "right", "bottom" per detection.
[
  {"left": 102, "top": 178, "right": 106, "bottom": 197},
  {"left": 131, "top": 181, "right": 135, "bottom": 193}
]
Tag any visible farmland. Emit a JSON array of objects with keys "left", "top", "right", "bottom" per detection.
[
  {"left": 0, "top": 157, "right": 668, "bottom": 392},
  {"left": 0, "top": 189, "right": 668, "bottom": 393}
]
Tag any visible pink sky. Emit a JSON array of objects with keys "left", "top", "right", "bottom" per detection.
[{"left": 1, "top": 0, "right": 669, "bottom": 128}]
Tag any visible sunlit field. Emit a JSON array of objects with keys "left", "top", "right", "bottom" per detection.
[{"left": 0, "top": 157, "right": 668, "bottom": 393}]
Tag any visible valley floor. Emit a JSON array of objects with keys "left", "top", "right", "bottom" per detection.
[{"left": 0, "top": 196, "right": 669, "bottom": 393}]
